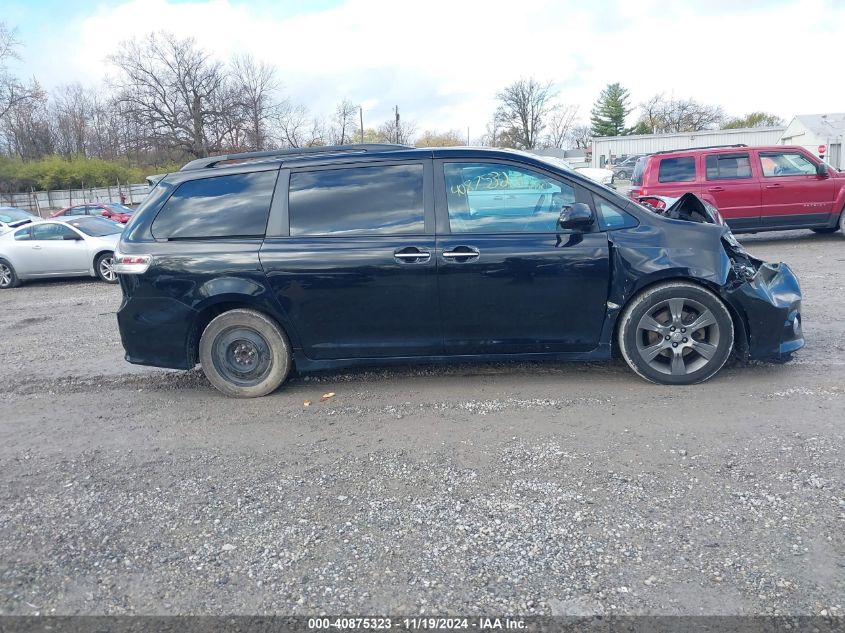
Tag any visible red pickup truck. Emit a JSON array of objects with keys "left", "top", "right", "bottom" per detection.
[{"left": 628, "top": 145, "right": 845, "bottom": 234}]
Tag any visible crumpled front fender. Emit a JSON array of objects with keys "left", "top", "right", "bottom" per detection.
[{"left": 723, "top": 261, "right": 804, "bottom": 360}]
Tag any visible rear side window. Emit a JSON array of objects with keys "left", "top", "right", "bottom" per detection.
[
  {"left": 31, "top": 223, "right": 77, "bottom": 240},
  {"left": 289, "top": 164, "right": 424, "bottom": 236},
  {"left": 658, "top": 157, "right": 696, "bottom": 183},
  {"left": 630, "top": 157, "right": 647, "bottom": 185},
  {"left": 152, "top": 171, "right": 277, "bottom": 240},
  {"left": 705, "top": 154, "right": 752, "bottom": 180}
]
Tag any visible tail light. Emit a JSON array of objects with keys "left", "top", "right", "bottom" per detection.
[{"left": 113, "top": 251, "right": 152, "bottom": 274}]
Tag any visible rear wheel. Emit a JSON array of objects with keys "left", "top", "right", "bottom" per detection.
[
  {"left": 618, "top": 282, "right": 734, "bottom": 385},
  {"left": 199, "top": 309, "right": 292, "bottom": 398},
  {"left": 0, "top": 259, "right": 20, "bottom": 289},
  {"left": 95, "top": 252, "right": 118, "bottom": 283}
]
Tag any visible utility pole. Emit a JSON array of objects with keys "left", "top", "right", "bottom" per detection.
[
  {"left": 467, "top": 127, "right": 470, "bottom": 146},
  {"left": 359, "top": 105, "right": 364, "bottom": 143},
  {"left": 394, "top": 105, "right": 400, "bottom": 144}
]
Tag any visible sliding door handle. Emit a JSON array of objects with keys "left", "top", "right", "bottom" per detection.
[
  {"left": 393, "top": 247, "right": 431, "bottom": 263},
  {"left": 442, "top": 246, "right": 480, "bottom": 261}
]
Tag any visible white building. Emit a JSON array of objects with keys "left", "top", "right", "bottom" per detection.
[
  {"left": 779, "top": 113, "right": 845, "bottom": 169},
  {"left": 591, "top": 126, "right": 785, "bottom": 167}
]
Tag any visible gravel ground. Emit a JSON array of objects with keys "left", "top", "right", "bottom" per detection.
[{"left": 0, "top": 230, "right": 843, "bottom": 616}]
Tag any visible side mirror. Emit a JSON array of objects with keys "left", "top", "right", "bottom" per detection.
[
  {"left": 559, "top": 202, "right": 595, "bottom": 231},
  {"left": 63, "top": 234, "right": 82, "bottom": 241},
  {"left": 816, "top": 162, "right": 829, "bottom": 177}
]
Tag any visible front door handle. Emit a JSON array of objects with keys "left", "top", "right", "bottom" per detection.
[
  {"left": 765, "top": 183, "right": 783, "bottom": 189},
  {"left": 32, "top": 245, "right": 42, "bottom": 250},
  {"left": 393, "top": 247, "right": 430, "bottom": 263},
  {"left": 442, "top": 246, "right": 480, "bottom": 261},
  {"left": 707, "top": 186, "right": 725, "bottom": 192}
]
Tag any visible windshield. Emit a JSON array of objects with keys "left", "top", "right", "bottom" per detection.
[
  {"left": 0, "top": 208, "right": 35, "bottom": 222},
  {"left": 104, "top": 203, "right": 134, "bottom": 214},
  {"left": 65, "top": 216, "right": 124, "bottom": 236}
]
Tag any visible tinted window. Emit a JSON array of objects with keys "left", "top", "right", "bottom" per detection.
[
  {"left": 705, "top": 154, "right": 752, "bottom": 180},
  {"left": 592, "top": 194, "right": 638, "bottom": 230},
  {"left": 105, "top": 204, "right": 134, "bottom": 214},
  {"left": 289, "top": 164, "right": 424, "bottom": 236},
  {"left": 444, "top": 162, "right": 575, "bottom": 233},
  {"left": 658, "top": 157, "right": 696, "bottom": 182},
  {"left": 65, "top": 216, "right": 123, "bottom": 236},
  {"left": 31, "top": 223, "right": 77, "bottom": 240},
  {"left": 14, "top": 227, "right": 31, "bottom": 241},
  {"left": 152, "top": 171, "right": 276, "bottom": 239},
  {"left": 630, "top": 157, "right": 647, "bottom": 185},
  {"left": 759, "top": 151, "right": 817, "bottom": 177},
  {"left": 66, "top": 206, "right": 87, "bottom": 216}
]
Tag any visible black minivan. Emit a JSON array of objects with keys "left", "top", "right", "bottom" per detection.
[{"left": 114, "top": 144, "right": 803, "bottom": 397}]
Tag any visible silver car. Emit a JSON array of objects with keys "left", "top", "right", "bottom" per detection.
[{"left": 0, "top": 216, "right": 123, "bottom": 289}]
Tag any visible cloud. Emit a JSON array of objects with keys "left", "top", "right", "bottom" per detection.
[{"left": 21, "top": 0, "right": 845, "bottom": 137}]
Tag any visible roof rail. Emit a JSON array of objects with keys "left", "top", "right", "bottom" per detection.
[
  {"left": 180, "top": 143, "right": 413, "bottom": 171},
  {"left": 651, "top": 144, "right": 748, "bottom": 156}
]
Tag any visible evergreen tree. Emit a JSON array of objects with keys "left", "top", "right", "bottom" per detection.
[{"left": 590, "top": 83, "right": 632, "bottom": 137}]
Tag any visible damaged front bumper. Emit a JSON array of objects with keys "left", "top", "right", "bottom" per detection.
[{"left": 724, "top": 260, "right": 804, "bottom": 361}]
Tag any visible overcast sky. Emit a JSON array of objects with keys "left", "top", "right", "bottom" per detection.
[{"left": 4, "top": 0, "right": 845, "bottom": 138}]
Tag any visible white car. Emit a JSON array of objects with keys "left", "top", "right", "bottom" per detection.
[
  {"left": 575, "top": 166, "right": 615, "bottom": 186},
  {"left": 0, "top": 216, "right": 123, "bottom": 289},
  {"left": 0, "top": 206, "right": 40, "bottom": 235},
  {"left": 532, "top": 155, "right": 615, "bottom": 186}
]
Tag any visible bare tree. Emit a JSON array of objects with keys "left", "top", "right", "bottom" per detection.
[
  {"left": 543, "top": 105, "right": 578, "bottom": 148},
  {"left": 0, "top": 22, "right": 43, "bottom": 123},
  {"left": 495, "top": 78, "right": 556, "bottom": 149},
  {"left": 569, "top": 124, "right": 591, "bottom": 150},
  {"left": 2, "top": 89, "right": 52, "bottom": 159},
  {"left": 50, "top": 83, "right": 93, "bottom": 156},
  {"left": 377, "top": 114, "right": 416, "bottom": 145},
  {"left": 231, "top": 54, "right": 278, "bottom": 150},
  {"left": 271, "top": 101, "right": 310, "bottom": 148},
  {"left": 329, "top": 99, "right": 359, "bottom": 145},
  {"left": 415, "top": 129, "right": 465, "bottom": 147},
  {"left": 109, "top": 32, "right": 238, "bottom": 159},
  {"left": 634, "top": 94, "right": 724, "bottom": 133}
]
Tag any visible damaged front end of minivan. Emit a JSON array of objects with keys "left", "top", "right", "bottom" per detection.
[{"left": 623, "top": 193, "right": 804, "bottom": 362}]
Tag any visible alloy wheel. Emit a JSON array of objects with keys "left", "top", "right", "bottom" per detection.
[
  {"left": 634, "top": 297, "right": 721, "bottom": 376},
  {"left": 99, "top": 256, "right": 116, "bottom": 282},
  {"left": 0, "top": 264, "right": 11, "bottom": 288}
]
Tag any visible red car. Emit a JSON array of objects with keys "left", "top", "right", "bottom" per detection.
[
  {"left": 51, "top": 202, "right": 135, "bottom": 224},
  {"left": 628, "top": 145, "right": 845, "bottom": 234}
]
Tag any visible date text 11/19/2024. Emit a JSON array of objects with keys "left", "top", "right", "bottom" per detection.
[{"left": 307, "top": 617, "right": 526, "bottom": 630}]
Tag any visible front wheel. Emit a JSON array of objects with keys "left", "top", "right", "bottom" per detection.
[
  {"left": 199, "top": 309, "right": 292, "bottom": 398},
  {"left": 618, "top": 282, "right": 734, "bottom": 385}
]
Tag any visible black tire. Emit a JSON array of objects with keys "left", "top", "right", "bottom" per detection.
[
  {"left": 199, "top": 308, "right": 292, "bottom": 398},
  {"left": 0, "top": 258, "right": 20, "bottom": 289},
  {"left": 95, "top": 252, "right": 118, "bottom": 284},
  {"left": 618, "top": 281, "right": 734, "bottom": 385}
]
